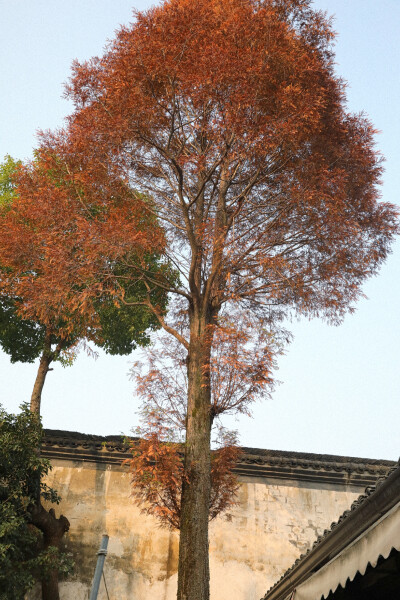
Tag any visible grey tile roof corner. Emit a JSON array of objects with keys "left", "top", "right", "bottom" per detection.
[{"left": 261, "top": 457, "right": 400, "bottom": 600}]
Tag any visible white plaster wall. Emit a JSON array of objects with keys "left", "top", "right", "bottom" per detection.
[{"left": 27, "top": 461, "right": 363, "bottom": 600}]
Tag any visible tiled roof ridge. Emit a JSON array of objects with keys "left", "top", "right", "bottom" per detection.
[
  {"left": 43, "top": 429, "right": 395, "bottom": 474},
  {"left": 262, "top": 457, "right": 400, "bottom": 599},
  {"left": 239, "top": 447, "right": 393, "bottom": 473},
  {"left": 43, "top": 429, "right": 131, "bottom": 443},
  {"left": 240, "top": 446, "right": 394, "bottom": 465}
]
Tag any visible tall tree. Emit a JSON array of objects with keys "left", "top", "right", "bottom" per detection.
[
  {"left": 0, "top": 155, "right": 168, "bottom": 599},
  {"left": 33, "top": 0, "right": 400, "bottom": 598},
  {"left": 0, "top": 155, "right": 167, "bottom": 413}
]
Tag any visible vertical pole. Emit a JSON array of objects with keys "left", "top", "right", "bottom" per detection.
[{"left": 89, "top": 534, "right": 109, "bottom": 600}]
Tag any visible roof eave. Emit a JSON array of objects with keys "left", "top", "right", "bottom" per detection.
[{"left": 262, "top": 463, "right": 400, "bottom": 600}]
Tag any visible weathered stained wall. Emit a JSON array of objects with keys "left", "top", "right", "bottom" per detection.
[{"left": 27, "top": 457, "right": 369, "bottom": 600}]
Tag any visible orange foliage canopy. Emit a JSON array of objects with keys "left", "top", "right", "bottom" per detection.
[
  {"left": 126, "top": 417, "right": 240, "bottom": 530},
  {"left": 0, "top": 147, "right": 164, "bottom": 341},
  {"left": 126, "top": 310, "right": 273, "bottom": 529},
  {"left": 62, "top": 0, "right": 398, "bottom": 327},
  {"left": 131, "top": 310, "right": 285, "bottom": 423}
]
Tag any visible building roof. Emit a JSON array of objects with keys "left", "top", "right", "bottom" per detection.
[
  {"left": 262, "top": 457, "right": 400, "bottom": 600},
  {"left": 42, "top": 429, "right": 395, "bottom": 486}
]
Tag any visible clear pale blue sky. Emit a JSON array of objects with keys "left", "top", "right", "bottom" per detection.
[{"left": 1, "top": 1, "right": 399, "bottom": 460}]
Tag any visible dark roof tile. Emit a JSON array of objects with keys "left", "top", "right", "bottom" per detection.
[{"left": 263, "top": 458, "right": 400, "bottom": 599}]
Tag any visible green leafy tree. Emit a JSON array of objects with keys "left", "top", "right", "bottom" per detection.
[
  {"left": 0, "top": 155, "right": 170, "bottom": 412},
  {"left": 0, "top": 155, "right": 20, "bottom": 208},
  {"left": 0, "top": 404, "right": 73, "bottom": 600}
]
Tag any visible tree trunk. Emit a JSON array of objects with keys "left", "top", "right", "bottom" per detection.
[
  {"left": 30, "top": 342, "right": 53, "bottom": 415},
  {"left": 41, "top": 570, "right": 60, "bottom": 600},
  {"left": 29, "top": 333, "right": 69, "bottom": 600},
  {"left": 29, "top": 505, "right": 70, "bottom": 600},
  {"left": 177, "top": 312, "right": 213, "bottom": 600}
]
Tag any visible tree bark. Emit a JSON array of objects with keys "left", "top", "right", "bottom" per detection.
[
  {"left": 30, "top": 333, "right": 53, "bottom": 415},
  {"left": 30, "top": 505, "right": 70, "bottom": 600},
  {"left": 177, "top": 310, "right": 213, "bottom": 600},
  {"left": 29, "top": 332, "right": 70, "bottom": 600}
]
